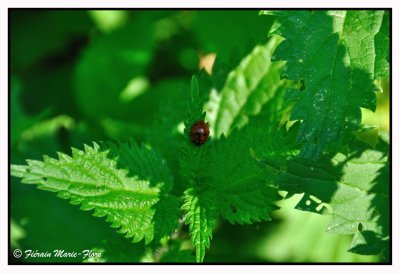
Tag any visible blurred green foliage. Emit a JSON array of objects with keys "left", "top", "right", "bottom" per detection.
[{"left": 10, "top": 10, "right": 387, "bottom": 263}]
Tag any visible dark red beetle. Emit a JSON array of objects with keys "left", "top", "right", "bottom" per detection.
[{"left": 190, "top": 121, "right": 210, "bottom": 146}]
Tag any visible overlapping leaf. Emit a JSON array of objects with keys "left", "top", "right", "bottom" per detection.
[
  {"left": 11, "top": 140, "right": 179, "bottom": 244},
  {"left": 261, "top": 10, "right": 385, "bottom": 159},
  {"left": 276, "top": 137, "right": 389, "bottom": 257},
  {"left": 210, "top": 36, "right": 285, "bottom": 137},
  {"left": 180, "top": 41, "right": 298, "bottom": 260},
  {"left": 374, "top": 11, "right": 390, "bottom": 79}
]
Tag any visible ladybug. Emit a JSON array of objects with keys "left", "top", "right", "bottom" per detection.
[{"left": 190, "top": 120, "right": 210, "bottom": 146}]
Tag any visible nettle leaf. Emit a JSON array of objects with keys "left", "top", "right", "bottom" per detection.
[
  {"left": 208, "top": 117, "right": 290, "bottom": 225},
  {"left": 11, "top": 140, "right": 179, "bottom": 244},
  {"left": 210, "top": 36, "right": 286, "bottom": 137},
  {"left": 276, "top": 137, "right": 389, "bottom": 257},
  {"left": 182, "top": 189, "right": 217, "bottom": 263},
  {"left": 179, "top": 76, "right": 208, "bottom": 184},
  {"left": 146, "top": 81, "right": 188, "bottom": 162},
  {"left": 261, "top": 10, "right": 384, "bottom": 159},
  {"left": 181, "top": 116, "right": 296, "bottom": 262},
  {"left": 374, "top": 10, "right": 390, "bottom": 79},
  {"left": 181, "top": 55, "right": 298, "bottom": 261}
]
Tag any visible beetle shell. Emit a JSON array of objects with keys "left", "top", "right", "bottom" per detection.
[{"left": 190, "top": 121, "right": 210, "bottom": 146}]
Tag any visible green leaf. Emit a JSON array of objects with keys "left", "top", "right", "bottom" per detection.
[
  {"left": 182, "top": 189, "right": 217, "bottom": 263},
  {"left": 187, "top": 76, "right": 206, "bottom": 130},
  {"left": 181, "top": 114, "right": 296, "bottom": 261},
  {"left": 103, "top": 140, "right": 181, "bottom": 242},
  {"left": 276, "top": 137, "right": 389, "bottom": 257},
  {"left": 262, "top": 10, "right": 383, "bottom": 159},
  {"left": 342, "top": 11, "right": 384, "bottom": 75},
  {"left": 374, "top": 11, "right": 390, "bottom": 78},
  {"left": 180, "top": 43, "right": 298, "bottom": 260},
  {"left": 180, "top": 76, "right": 208, "bottom": 184},
  {"left": 257, "top": 195, "right": 380, "bottom": 262},
  {"left": 11, "top": 140, "right": 179, "bottom": 245},
  {"left": 211, "top": 36, "right": 285, "bottom": 137},
  {"left": 15, "top": 114, "right": 75, "bottom": 160},
  {"left": 354, "top": 126, "right": 380, "bottom": 148},
  {"left": 146, "top": 80, "right": 189, "bottom": 154},
  {"left": 20, "top": 115, "right": 74, "bottom": 142},
  {"left": 208, "top": 111, "right": 297, "bottom": 225},
  {"left": 341, "top": 10, "right": 382, "bottom": 114}
]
